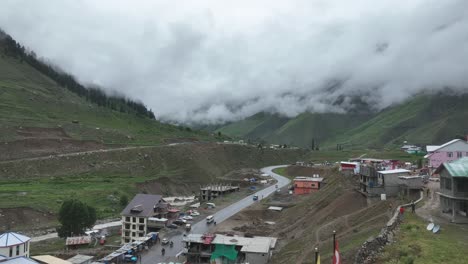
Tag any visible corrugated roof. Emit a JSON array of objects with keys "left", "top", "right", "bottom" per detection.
[
  {"left": 426, "top": 145, "right": 440, "bottom": 152},
  {"left": 31, "top": 255, "right": 72, "bottom": 264},
  {"left": 121, "top": 194, "right": 166, "bottom": 217},
  {"left": 66, "top": 254, "right": 94, "bottom": 264},
  {"left": 0, "top": 232, "right": 31, "bottom": 247},
  {"left": 439, "top": 157, "right": 468, "bottom": 177},
  {"left": 2, "top": 257, "right": 38, "bottom": 264},
  {"left": 377, "top": 169, "right": 411, "bottom": 175},
  {"left": 429, "top": 139, "right": 463, "bottom": 152}
]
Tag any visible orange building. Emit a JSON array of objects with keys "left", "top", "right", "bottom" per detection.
[{"left": 293, "top": 176, "right": 323, "bottom": 195}]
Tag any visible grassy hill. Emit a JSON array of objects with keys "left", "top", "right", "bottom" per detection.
[
  {"left": 329, "top": 93, "right": 468, "bottom": 149},
  {"left": 0, "top": 41, "right": 217, "bottom": 154},
  {"left": 217, "top": 112, "right": 372, "bottom": 148},
  {"left": 216, "top": 93, "right": 468, "bottom": 149}
]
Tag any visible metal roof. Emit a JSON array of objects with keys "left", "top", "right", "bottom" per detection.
[
  {"left": 2, "top": 257, "right": 38, "bottom": 264},
  {"left": 293, "top": 176, "right": 324, "bottom": 182},
  {"left": 428, "top": 139, "right": 463, "bottom": 152},
  {"left": 66, "top": 254, "right": 94, "bottom": 264},
  {"left": 0, "top": 232, "right": 31, "bottom": 248},
  {"left": 377, "top": 169, "right": 411, "bottom": 175},
  {"left": 31, "top": 255, "right": 72, "bottom": 264},
  {"left": 438, "top": 157, "right": 468, "bottom": 177},
  {"left": 426, "top": 145, "right": 440, "bottom": 152},
  {"left": 121, "top": 194, "right": 166, "bottom": 217}
]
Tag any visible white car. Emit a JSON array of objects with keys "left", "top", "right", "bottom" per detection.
[
  {"left": 183, "top": 215, "right": 193, "bottom": 220},
  {"left": 190, "top": 211, "right": 200, "bottom": 216}
]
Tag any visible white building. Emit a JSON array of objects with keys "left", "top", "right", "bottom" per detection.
[{"left": 0, "top": 232, "right": 31, "bottom": 259}]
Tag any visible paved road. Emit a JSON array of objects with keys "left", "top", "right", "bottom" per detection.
[{"left": 141, "top": 165, "right": 290, "bottom": 264}]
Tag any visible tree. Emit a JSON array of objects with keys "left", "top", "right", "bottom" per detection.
[
  {"left": 417, "top": 158, "right": 423, "bottom": 169},
  {"left": 119, "top": 194, "right": 129, "bottom": 207},
  {"left": 57, "top": 199, "right": 97, "bottom": 237}
]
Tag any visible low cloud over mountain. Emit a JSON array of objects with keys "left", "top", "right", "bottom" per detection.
[{"left": 1, "top": 0, "right": 467, "bottom": 123}]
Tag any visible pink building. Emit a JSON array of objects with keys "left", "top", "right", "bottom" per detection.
[{"left": 425, "top": 139, "right": 468, "bottom": 174}]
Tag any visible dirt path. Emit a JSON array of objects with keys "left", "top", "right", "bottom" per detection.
[{"left": 416, "top": 181, "right": 440, "bottom": 222}]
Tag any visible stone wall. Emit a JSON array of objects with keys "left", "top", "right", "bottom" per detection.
[{"left": 354, "top": 191, "right": 423, "bottom": 264}]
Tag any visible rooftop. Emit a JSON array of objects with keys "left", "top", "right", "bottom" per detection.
[
  {"left": 31, "top": 255, "right": 72, "bottom": 264},
  {"left": 436, "top": 157, "right": 468, "bottom": 177},
  {"left": 0, "top": 232, "right": 31, "bottom": 248},
  {"left": 428, "top": 139, "right": 466, "bottom": 153},
  {"left": 184, "top": 234, "right": 277, "bottom": 254},
  {"left": 377, "top": 169, "right": 411, "bottom": 175},
  {"left": 121, "top": 194, "right": 167, "bottom": 217},
  {"left": 426, "top": 145, "right": 440, "bottom": 152},
  {"left": 2, "top": 257, "right": 38, "bottom": 264},
  {"left": 293, "top": 176, "right": 324, "bottom": 182},
  {"left": 66, "top": 255, "right": 94, "bottom": 264}
]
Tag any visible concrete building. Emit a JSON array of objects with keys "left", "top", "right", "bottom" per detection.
[
  {"left": 435, "top": 157, "right": 468, "bottom": 223},
  {"left": 293, "top": 176, "right": 323, "bottom": 195},
  {"left": 425, "top": 139, "right": 468, "bottom": 174},
  {"left": 183, "top": 234, "right": 277, "bottom": 264},
  {"left": 0, "top": 233, "right": 31, "bottom": 259},
  {"left": 340, "top": 162, "right": 360, "bottom": 175},
  {"left": 199, "top": 185, "right": 240, "bottom": 201},
  {"left": 31, "top": 256, "right": 71, "bottom": 264},
  {"left": 120, "top": 194, "right": 169, "bottom": 244},
  {"left": 377, "top": 169, "right": 412, "bottom": 197},
  {"left": 358, "top": 159, "right": 401, "bottom": 197}
]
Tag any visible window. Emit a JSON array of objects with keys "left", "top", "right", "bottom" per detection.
[
  {"left": 447, "top": 152, "right": 453, "bottom": 158},
  {"left": 139, "top": 218, "right": 144, "bottom": 223},
  {"left": 132, "top": 217, "right": 136, "bottom": 223},
  {"left": 457, "top": 152, "right": 463, "bottom": 158},
  {"left": 125, "top": 224, "right": 130, "bottom": 229},
  {"left": 9, "top": 247, "right": 12, "bottom": 257},
  {"left": 132, "top": 232, "right": 136, "bottom": 237},
  {"left": 446, "top": 178, "right": 452, "bottom": 190},
  {"left": 125, "top": 217, "right": 130, "bottom": 222},
  {"left": 132, "top": 225, "right": 136, "bottom": 229},
  {"left": 16, "top": 245, "right": 19, "bottom": 256}
]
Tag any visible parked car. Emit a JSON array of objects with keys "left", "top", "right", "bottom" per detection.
[
  {"left": 190, "top": 211, "right": 200, "bottom": 216},
  {"left": 167, "top": 223, "right": 178, "bottom": 229},
  {"left": 173, "top": 219, "right": 186, "bottom": 225},
  {"left": 206, "top": 202, "right": 216, "bottom": 208},
  {"left": 161, "top": 238, "right": 169, "bottom": 245},
  {"left": 183, "top": 215, "right": 193, "bottom": 220}
]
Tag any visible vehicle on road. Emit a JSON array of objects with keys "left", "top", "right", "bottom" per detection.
[
  {"left": 161, "top": 238, "right": 169, "bottom": 245},
  {"left": 206, "top": 215, "right": 214, "bottom": 224},
  {"left": 173, "top": 219, "right": 187, "bottom": 225},
  {"left": 183, "top": 215, "right": 193, "bottom": 220},
  {"left": 190, "top": 211, "right": 200, "bottom": 216},
  {"left": 185, "top": 223, "right": 191, "bottom": 231},
  {"left": 167, "top": 223, "right": 178, "bottom": 229},
  {"left": 253, "top": 195, "right": 258, "bottom": 201}
]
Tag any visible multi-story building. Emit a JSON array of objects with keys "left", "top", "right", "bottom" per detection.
[
  {"left": 435, "top": 157, "right": 468, "bottom": 223},
  {"left": 121, "top": 194, "right": 169, "bottom": 244},
  {"left": 425, "top": 139, "right": 468, "bottom": 174},
  {"left": 358, "top": 159, "right": 401, "bottom": 197},
  {"left": 0, "top": 232, "right": 31, "bottom": 259},
  {"left": 183, "top": 233, "right": 277, "bottom": 264}
]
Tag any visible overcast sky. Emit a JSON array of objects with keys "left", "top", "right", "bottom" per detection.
[{"left": 1, "top": 0, "right": 467, "bottom": 123}]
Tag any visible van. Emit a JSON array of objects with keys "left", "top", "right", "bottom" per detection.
[{"left": 206, "top": 215, "right": 214, "bottom": 224}]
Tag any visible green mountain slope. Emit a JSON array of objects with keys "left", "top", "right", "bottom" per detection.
[
  {"left": 330, "top": 93, "right": 468, "bottom": 149},
  {"left": 0, "top": 40, "right": 213, "bottom": 148},
  {"left": 217, "top": 112, "right": 372, "bottom": 148},
  {"left": 217, "top": 93, "right": 468, "bottom": 149}
]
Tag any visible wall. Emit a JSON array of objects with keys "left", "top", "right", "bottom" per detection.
[
  {"left": 354, "top": 192, "right": 423, "bottom": 264},
  {"left": 428, "top": 141, "right": 468, "bottom": 169},
  {"left": 0, "top": 242, "right": 29, "bottom": 259},
  {"left": 245, "top": 252, "right": 269, "bottom": 264}
]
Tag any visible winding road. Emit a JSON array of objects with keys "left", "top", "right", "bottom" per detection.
[{"left": 141, "top": 165, "right": 290, "bottom": 263}]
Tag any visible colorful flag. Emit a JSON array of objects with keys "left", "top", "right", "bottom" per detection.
[{"left": 333, "top": 240, "right": 341, "bottom": 264}]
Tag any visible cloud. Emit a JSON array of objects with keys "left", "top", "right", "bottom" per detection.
[{"left": 1, "top": 0, "right": 467, "bottom": 124}]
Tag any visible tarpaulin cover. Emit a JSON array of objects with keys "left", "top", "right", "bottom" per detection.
[{"left": 210, "top": 244, "right": 238, "bottom": 261}]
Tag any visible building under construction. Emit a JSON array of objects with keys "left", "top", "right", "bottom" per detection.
[{"left": 200, "top": 184, "right": 240, "bottom": 201}]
